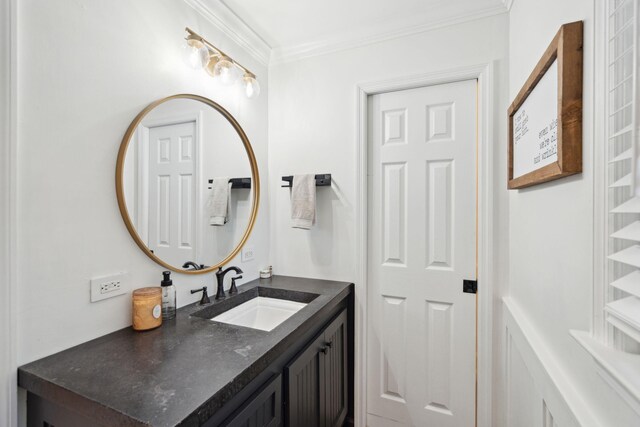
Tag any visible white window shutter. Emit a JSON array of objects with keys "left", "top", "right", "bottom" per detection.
[{"left": 607, "top": 0, "right": 640, "bottom": 350}]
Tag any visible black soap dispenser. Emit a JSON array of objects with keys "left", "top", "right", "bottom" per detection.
[{"left": 161, "top": 271, "right": 176, "bottom": 320}]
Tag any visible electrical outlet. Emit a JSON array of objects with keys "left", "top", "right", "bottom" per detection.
[
  {"left": 100, "top": 280, "right": 122, "bottom": 294},
  {"left": 241, "top": 246, "right": 255, "bottom": 262},
  {"left": 91, "top": 273, "right": 128, "bottom": 302}
]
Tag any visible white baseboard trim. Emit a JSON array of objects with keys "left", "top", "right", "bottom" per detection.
[{"left": 503, "top": 297, "right": 596, "bottom": 427}]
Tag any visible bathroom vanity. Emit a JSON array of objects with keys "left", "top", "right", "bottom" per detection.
[
  {"left": 18, "top": 94, "right": 355, "bottom": 426},
  {"left": 18, "top": 276, "right": 354, "bottom": 426}
]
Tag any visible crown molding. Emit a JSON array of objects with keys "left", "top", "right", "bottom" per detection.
[
  {"left": 185, "top": 0, "right": 510, "bottom": 66},
  {"left": 183, "top": 0, "right": 271, "bottom": 66},
  {"left": 270, "top": 4, "right": 509, "bottom": 64}
]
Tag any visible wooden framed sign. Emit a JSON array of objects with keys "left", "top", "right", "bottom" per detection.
[{"left": 508, "top": 21, "right": 583, "bottom": 189}]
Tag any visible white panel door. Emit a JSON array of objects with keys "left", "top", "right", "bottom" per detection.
[
  {"left": 367, "top": 80, "right": 477, "bottom": 427},
  {"left": 148, "top": 121, "right": 197, "bottom": 266}
]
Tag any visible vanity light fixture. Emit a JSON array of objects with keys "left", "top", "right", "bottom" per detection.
[
  {"left": 182, "top": 33, "right": 209, "bottom": 69},
  {"left": 184, "top": 27, "right": 260, "bottom": 99},
  {"left": 213, "top": 55, "right": 239, "bottom": 86},
  {"left": 243, "top": 73, "right": 260, "bottom": 99}
]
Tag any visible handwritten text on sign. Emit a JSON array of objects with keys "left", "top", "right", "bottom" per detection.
[{"left": 513, "top": 60, "right": 558, "bottom": 178}]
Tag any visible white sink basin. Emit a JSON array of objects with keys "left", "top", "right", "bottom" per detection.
[{"left": 211, "top": 297, "right": 308, "bottom": 331}]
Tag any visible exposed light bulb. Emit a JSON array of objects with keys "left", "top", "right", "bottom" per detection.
[
  {"left": 181, "top": 29, "right": 260, "bottom": 100},
  {"left": 182, "top": 37, "right": 208, "bottom": 70},
  {"left": 243, "top": 74, "right": 261, "bottom": 99},
  {"left": 205, "top": 54, "right": 221, "bottom": 77},
  {"left": 213, "top": 56, "right": 239, "bottom": 86}
]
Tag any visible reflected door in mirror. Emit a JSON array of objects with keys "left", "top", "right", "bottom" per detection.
[
  {"left": 117, "top": 95, "right": 259, "bottom": 273},
  {"left": 147, "top": 121, "right": 197, "bottom": 263}
]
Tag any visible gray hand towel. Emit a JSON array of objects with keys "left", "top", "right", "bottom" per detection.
[
  {"left": 207, "top": 177, "right": 231, "bottom": 226},
  {"left": 291, "top": 174, "right": 316, "bottom": 229}
]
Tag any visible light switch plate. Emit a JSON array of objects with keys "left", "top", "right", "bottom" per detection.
[
  {"left": 90, "top": 272, "right": 128, "bottom": 302},
  {"left": 241, "top": 246, "right": 255, "bottom": 262}
]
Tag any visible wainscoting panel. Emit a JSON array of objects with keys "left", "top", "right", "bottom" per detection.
[
  {"left": 503, "top": 297, "right": 585, "bottom": 427},
  {"left": 506, "top": 331, "right": 540, "bottom": 427}
]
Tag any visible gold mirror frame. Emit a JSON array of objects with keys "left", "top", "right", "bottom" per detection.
[{"left": 115, "top": 94, "right": 260, "bottom": 274}]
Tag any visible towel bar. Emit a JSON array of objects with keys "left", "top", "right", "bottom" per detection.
[
  {"left": 281, "top": 174, "right": 331, "bottom": 188},
  {"left": 207, "top": 177, "right": 251, "bottom": 190}
]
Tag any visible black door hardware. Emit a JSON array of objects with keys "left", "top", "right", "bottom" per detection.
[{"left": 463, "top": 279, "right": 477, "bottom": 294}]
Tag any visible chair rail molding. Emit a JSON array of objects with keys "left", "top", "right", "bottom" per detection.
[
  {"left": 0, "top": 0, "right": 18, "bottom": 425},
  {"left": 355, "top": 62, "right": 496, "bottom": 427},
  {"left": 503, "top": 298, "right": 597, "bottom": 427}
]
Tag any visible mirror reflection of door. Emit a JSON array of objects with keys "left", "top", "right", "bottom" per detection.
[
  {"left": 120, "top": 96, "right": 255, "bottom": 272},
  {"left": 146, "top": 120, "right": 198, "bottom": 265}
]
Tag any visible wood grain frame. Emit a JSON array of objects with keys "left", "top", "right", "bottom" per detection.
[{"left": 508, "top": 21, "right": 583, "bottom": 189}]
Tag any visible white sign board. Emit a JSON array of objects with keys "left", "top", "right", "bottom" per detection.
[{"left": 512, "top": 60, "right": 558, "bottom": 178}]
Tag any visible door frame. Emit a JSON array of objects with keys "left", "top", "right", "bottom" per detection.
[
  {"left": 355, "top": 62, "right": 496, "bottom": 427},
  {"left": 1, "top": 0, "right": 17, "bottom": 425},
  {"left": 137, "top": 112, "right": 203, "bottom": 261}
]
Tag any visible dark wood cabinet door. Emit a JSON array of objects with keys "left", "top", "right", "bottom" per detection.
[
  {"left": 222, "top": 374, "right": 282, "bottom": 427},
  {"left": 285, "top": 334, "right": 325, "bottom": 427},
  {"left": 322, "top": 310, "right": 348, "bottom": 427},
  {"left": 285, "top": 309, "right": 349, "bottom": 427}
]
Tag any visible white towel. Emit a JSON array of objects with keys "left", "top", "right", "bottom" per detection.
[
  {"left": 291, "top": 174, "right": 316, "bottom": 229},
  {"left": 207, "top": 177, "right": 231, "bottom": 226}
]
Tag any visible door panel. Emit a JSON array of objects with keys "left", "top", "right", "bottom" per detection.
[
  {"left": 381, "top": 295, "right": 407, "bottom": 402},
  {"left": 425, "top": 300, "right": 454, "bottom": 415},
  {"left": 426, "top": 159, "right": 454, "bottom": 269},
  {"left": 367, "top": 80, "right": 477, "bottom": 427},
  {"left": 382, "top": 162, "right": 407, "bottom": 266},
  {"left": 147, "top": 121, "right": 197, "bottom": 265}
]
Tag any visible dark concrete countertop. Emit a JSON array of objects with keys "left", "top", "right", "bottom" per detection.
[{"left": 18, "top": 275, "right": 353, "bottom": 426}]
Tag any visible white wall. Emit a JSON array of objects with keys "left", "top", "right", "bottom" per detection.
[
  {"left": 14, "top": 2, "right": 639, "bottom": 426},
  {"left": 268, "top": 13, "right": 509, "bottom": 283},
  {"left": 505, "top": 0, "right": 640, "bottom": 425},
  {"left": 269, "top": 13, "right": 510, "bottom": 426},
  {"left": 16, "top": 0, "right": 269, "bottom": 365}
]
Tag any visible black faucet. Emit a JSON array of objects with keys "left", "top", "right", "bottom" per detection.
[
  {"left": 183, "top": 261, "right": 204, "bottom": 271},
  {"left": 229, "top": 275, "right": 243, "bottom": 294},
  {"left": 215, "top": 266, "right": 243, "bottom": 299},
  {"left": 190, "top": 286, "right": 210, "bottom": 305}
]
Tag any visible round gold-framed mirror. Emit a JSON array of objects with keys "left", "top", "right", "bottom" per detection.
[{"left": 116, "top": 94, "right": 259, "bottom": 274}]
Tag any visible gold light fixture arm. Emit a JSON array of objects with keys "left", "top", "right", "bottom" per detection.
[{"left": 185, "top": 27, "right": 256, "bottom": 78}]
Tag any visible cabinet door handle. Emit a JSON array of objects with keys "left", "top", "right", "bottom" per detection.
[
  {"left": 325, "top": 341, "right": 333, "bottom": 348},
  {"left": 320, "top": 346, "right": 328, "bottom": 354}
]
